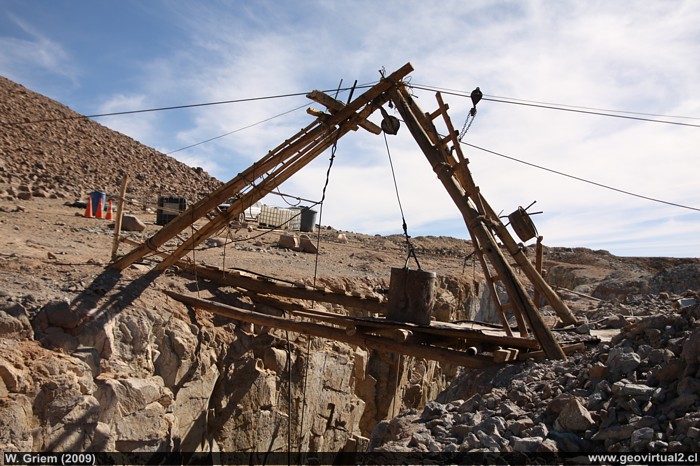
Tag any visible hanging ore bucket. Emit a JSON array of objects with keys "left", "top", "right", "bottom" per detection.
[
  {"left": 386, "top": 267, "right": 436, "bottom": 325},
  {"left": 508, "top": 206, "right": 538, "bottom": 242}
]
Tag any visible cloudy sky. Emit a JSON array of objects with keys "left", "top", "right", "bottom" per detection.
[{"left": 2, "top": 0, "right": 699, "bottom": 258}]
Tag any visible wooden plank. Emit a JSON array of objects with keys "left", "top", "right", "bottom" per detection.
[
  {"left": 307, "top": 90, "right": 382, "bottom": 134},
  {"left": 119, "top": 237, "right": 389, "bottom": 315},
  {"left": 435, "top": 92, "right": 466, "bottom": 164},
  {"left": 193, "top": 264, "right": 387, "bottom": 314},
  {"left": 533, "top": 236, "right": 544, "bottom": 308},
  {"left": 207, "top": 280, "right": 541, "bottom": 350},
  {"left": 518, "top": 342, "right": 585, "bottom": 361},
  {"left": 110, "top": 174, "right": 129, "bottom": 261},
  {"left": 164, "top": 291, "right": 495, "bottom": 368},
  {"left": 469, "top": 232, "right": 516, "bottom": 337}
]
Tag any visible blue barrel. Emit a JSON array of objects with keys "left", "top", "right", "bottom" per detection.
[
  {"left": 300, "top": 207, "right": 317, "bottom": 232},
  {"left": 89, "top": 191, "right": 106, "bottom": 216}
]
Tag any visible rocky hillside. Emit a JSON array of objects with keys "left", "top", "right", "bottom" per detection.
[{"left": 0, "top": 76, "right": 221, "bottom": 203}]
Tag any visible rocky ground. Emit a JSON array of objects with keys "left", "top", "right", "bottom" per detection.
[{"left": 1, "top": 74, "right": 700, "bottom": 457}]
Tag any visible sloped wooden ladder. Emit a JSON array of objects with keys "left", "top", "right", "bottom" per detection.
[{"left": 388, "top": 84, "right": 578, "bottom": 359}]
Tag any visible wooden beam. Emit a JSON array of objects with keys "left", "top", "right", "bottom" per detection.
[
  {"left": 533, "top": 236, "right": 544, "bottom": 308},
  {"left": 119, "top": 237, "right": 389, "bottom": 315},
  {"left": 518, "top": 342, "right": 586, "bottom": 361},
  {"left": 111, "top": 174, "right": 129, "bottom": 261},
  {"left": 244, "top": 285, "right": 541, "bottom": 350},
  {"left": 189, "top": 263, "right": 387, "bottom": 314},
  {"left": 154, "top": 70, "right": 410, "bottom": 272},
  {"left": 164, "top": 290, "right": 494, "bottom": 368},
  {"left": 435, "top": 92, "right": 466, "bottom": 164},
  {"left": 111, "top": 63, "right": 414, "bottom": 273},
  {"left": 110, "top": 120, "right": 324, "bottom": 271},
  {"left": 307, "top": 90, "right": 382, "bottom": 134}
]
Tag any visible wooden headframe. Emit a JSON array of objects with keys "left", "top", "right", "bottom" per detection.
[{"left": 111, "top": 62, "right": 578, "bottom": 362}]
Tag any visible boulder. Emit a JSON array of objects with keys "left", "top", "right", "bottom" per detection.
[
  {"left": 121, "top": 215, "right": 146, "bottom": 232},
  {"left": 555, "top": 398, "right": 596, "bottom": 432}
]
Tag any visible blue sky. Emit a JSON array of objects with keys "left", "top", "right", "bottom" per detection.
[{"left": 2, "top": 0, "right": 699, "bottom": 258}]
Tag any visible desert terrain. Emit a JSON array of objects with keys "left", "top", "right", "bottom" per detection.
[{"left": 2, "top": 74, "right": 700, "bottom": 458}]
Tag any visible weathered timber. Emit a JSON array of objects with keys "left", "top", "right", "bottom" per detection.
[
  {"left": 118, "top": 238, "right": 389, "bottom": 315},
  {"left": 111, "top": 174, "right": 129, "bottom": 261},
  {"left": 554, "top": 286, "right": 603, "bottom": 302},
  {"left": 469, "top": 233, "right": 517, "bottom": 337},
  {"left": 111, "top": 120, "right": 324, "bottom": 271},
  {"left": 154, "top": 72, "right": 409, "bottom": 272},
  {"left": 451, "top": 156, "right": 577, "bottom": 325},
  {"left": 390, "top": 84, "right": 565, "bottom": 360},
  {"left": 236, "top": 285, "right": 542, "bottom": 350},
  {"left": 428, "top": 92, "right": 577, "bottom": 328},
  {"left": 518, "top": 342, "right": 586, "bottom": 361},
  {"left": 306, "top": 90, "right": 382, "bottom": 134},
  {"left": 164, "top": 291, "right": 494, "bottom": 368},
  {"left": 186, "top": 263, "right": 387, "bottom": 314},
  {"left": 533, "top": 236, "right": 544, "bottom": 308}
]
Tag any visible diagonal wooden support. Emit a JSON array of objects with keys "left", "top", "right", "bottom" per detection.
[
  {"left": 389, "top": 84, "right": 566, "bottom": 360},
  {"left": 432, "top": 91, "right": 578, "bottom": 328},
  {"left": 111, "top": 63, "right": 414, "bottom": 273},
  {"left": 165, "top": 290, "right": 495, "bottom": 368},
  {"left": 307, "top": 90, "right": 382, "bottom": 134},
  {"left": 154, "top": 88, "right": 399, "bottom": 272}
]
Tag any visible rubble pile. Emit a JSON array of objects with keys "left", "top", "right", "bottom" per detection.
[
  {"left": 0, "top": 76, "right": 221, "bottom": 203},
  {"left": 370, "top": 293, "right": 700, "bottom": 453}
]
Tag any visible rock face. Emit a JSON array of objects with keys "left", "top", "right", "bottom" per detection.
[
  {"left": 0, "top": 260, "right": 461, "bottom": 454},
  {"left": 370, "top": 294, "right": 700, "bottom": 454},
  {"left": 0, "top": 275, "right": 372, "bottom": 452}
]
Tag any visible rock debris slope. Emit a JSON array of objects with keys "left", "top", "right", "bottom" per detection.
[
  {"left": 0, "top": 76, "right": 220, "bottom": 203},
  {"left": 370, "top": 294, "right": 700, "bottom": 453}
]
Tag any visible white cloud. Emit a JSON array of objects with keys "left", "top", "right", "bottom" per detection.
[{"left": 0, "top": 13, "right": 78, "bottom": 86}]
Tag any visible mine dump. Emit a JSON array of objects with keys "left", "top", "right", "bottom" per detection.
[{"left": 1, "top": 64, "right": 700, "bottom": 462}]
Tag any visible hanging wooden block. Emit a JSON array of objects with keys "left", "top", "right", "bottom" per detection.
[{"left": 386, "top": 267, "right": 436, "bottom": 325}]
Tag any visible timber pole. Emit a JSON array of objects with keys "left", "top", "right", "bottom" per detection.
[{"left": 111, "top": 174, "right": 129, "bottom": 261}]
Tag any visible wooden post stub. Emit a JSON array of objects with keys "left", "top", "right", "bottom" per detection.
[{"left": 386, "top": 267, "right": 436, "bottom": 325}]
